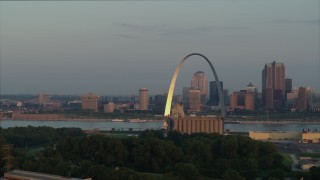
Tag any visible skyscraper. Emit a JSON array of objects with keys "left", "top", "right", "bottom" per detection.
[
  {"left": 285, "top": 78, "right": 292, "bottom": 93},
  {"left": 81, "top": 93, "right": 99, "bottom": 112},
  {"left": 245, "top": 82, "right": 258, "bottom": 108},
  {"left": 191, "top": 71, "right": 208, "bottom": 102},
  {"left": 295, "top": 87, "right": 313, "bottom": 111},
  {"left": 182, "top": 87, "right": 191, "bottom": 110},
  {"left": 189, "top": 89, "right": 201, "bottom": 112},
  {"left": 139, "top": 88, "right": 148, "bottom": 110},
  {"left": 262, "top": 61, "right": 285, "bottom": 110},
  {"left": 154, "top": 94, "right": 167, "bottom": 114},
  {"left": 209, "top": 81, "right": 223, "bottom": 106}
]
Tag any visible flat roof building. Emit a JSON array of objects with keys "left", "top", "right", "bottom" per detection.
[
  {"left": 249, "top": 131, "right": 320, "bottom": 144},
  {"left": 169, "top": 104, "right": 224, "bottom": 134}
]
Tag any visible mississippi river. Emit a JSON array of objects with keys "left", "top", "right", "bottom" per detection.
[{"left": 0, "top": 120, "right": 319, "bottom": 132}]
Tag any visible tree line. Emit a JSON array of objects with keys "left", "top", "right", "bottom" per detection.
[
  {"left": 12, "top": 129, "right": 289, "bottom": 179},
  {"left": 1, "top": 127, "right": 320, "bottom": 179}
]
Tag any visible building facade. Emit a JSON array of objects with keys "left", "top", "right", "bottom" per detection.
[
  {"left": 170, "top": 104, "right": 224, "bottom": 134},
  {"left": 285, "top": 78, "right": 292, "bottom": 93},
  {"left": 172, "top": 116, "right": 224, "bottom": 134},
  {"left": 81, "top": 93, "right": 99, "bottom": 112},
  {"left": 139, "top": 88, "right": 148, "bottom": 110},
  {"left": 104, "top": 102, "right": 115, "bottom": 113},
  {"left": 245, "top": 82, "right": 258, "bottom": 108},
  {"left": 191, "top": 71, "right": 208, "bottom": 102},
  {"left": 189, "top": 89, "right": 201, "bottom": 112},
  {"left": 182, "top": 87, "right": 191, "bottom": 110},
  {"left": 154, "top": 94, "right": 167, "bottom": 114},
  {"left": 262, "top": 61, "right": 285, "bottom": 110},
  {"left": 229, "top": 90, "right": 255, "bottom": 111}
]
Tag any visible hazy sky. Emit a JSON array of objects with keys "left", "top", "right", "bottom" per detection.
[{"left": 0, "top": 0, "right": 319, "bottom": 95}]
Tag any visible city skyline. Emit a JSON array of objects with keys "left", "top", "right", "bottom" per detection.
[{"left": 0, "top": 1, "right": 319, "bottom": 95}]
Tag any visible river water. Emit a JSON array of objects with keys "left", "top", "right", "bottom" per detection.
[{"left": 0, "top": 120, "right": 319, "bottom": 132}]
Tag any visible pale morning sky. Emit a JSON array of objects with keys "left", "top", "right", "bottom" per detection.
[{"left": 0, "top": 0, "right": 319, "bottom": 95}]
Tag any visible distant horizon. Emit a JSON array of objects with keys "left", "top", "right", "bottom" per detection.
[{"left": 1, "top": 0, "right": 319, "bottom": 95}]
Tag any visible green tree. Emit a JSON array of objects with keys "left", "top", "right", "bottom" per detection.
[
  {"left": 220, "top": 136, "right": 239, "bottom": 158},
  {"left": 183, "top": 137, "right": 213, "bottom": 165},
  {"left": 0, "top": 131, "right": 6, "bottom": 175},
  {"left": 222, "top": 169, "right": 245, "bottom": 180},
  {"left": 310, "top": 166, "right": 320, "bottom": 180},
  {"left": 174, "top": 163, "right": 200, "bottom": 180}
]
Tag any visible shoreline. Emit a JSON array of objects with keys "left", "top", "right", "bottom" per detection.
[
  {"left": 0, "top": 118, "right": 164, "bottom": 123},
  {"left": 1, "top": 118, "right": 320, "bottom": 124},
  {"left": 226, "top": 120, "right": 320, "bottom": 124}
]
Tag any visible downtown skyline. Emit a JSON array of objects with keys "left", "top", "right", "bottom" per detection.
[{"left": 0, "top": 0, "right": 319, "bottom": 95}]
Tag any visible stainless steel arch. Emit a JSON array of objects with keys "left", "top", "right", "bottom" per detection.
[{"left": 164, "top": 53, "right": 225, "bottom": 118}]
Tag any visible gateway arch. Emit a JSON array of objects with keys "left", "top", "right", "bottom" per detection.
[{"left": 163, "top": 53, "right": 225, "bottom": 129}]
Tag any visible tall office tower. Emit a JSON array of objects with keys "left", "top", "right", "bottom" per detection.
[
  {"left": 182, "top": 87, "right": 191, "bottom": 110},
  {"left": 245, "top": 82, "right": 258, "bottom": 107},
  {"left": 38, "top": 93, "right": 50, "bottom": 105},
  {"left": 285, "top": 78, "right": 292, "bottom": 104},
  {"left": 189, "top": 89, "right": 201, "bottom": 112},
  {"left": 262, "top": 61, "right": 285, "bottom": 110},
  {"left": 230, "top": 90, "right": 255, "bottom": 111},
  {"left": 209, "top": 81, "right": 223, "bottom": 106},
  {"left": 191, "top": 71, "right": 208, "bottom": 102},
  {"left": 286, "top": 89, "right": 298, "bottom": 109},
  {"left": 296, "top": 87, "right": 308, "bottom": 111},
  {"left": 223, "top": 89, "right": 229, "bottom": 106},
  {"left": 285, "top": 78, "right": 292, "bottom": 93},
  {"left": 296, "top": 87, "right": 314, "bottom": 111},
  {"left": 139, "top": 88, "right": 148, "bottom": 110},
  {"left": 81, "top": 93, "right": 99, "bottom": 112},
  {"left": 154, "top": 94, "right": 167, "bottom": 114}
]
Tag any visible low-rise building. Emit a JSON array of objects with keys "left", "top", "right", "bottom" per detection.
[
  {"left": 249, "top": 131, "right": 300, "bottom": 140},
  {"left": 249, "top": 131, "right": 320, "bottom": 144},
  {"left": 302, "top": 132, "right": 320, "bottom": 143},
  {"left": 169, "top": 104, "right": 224, "bottom": 134}
]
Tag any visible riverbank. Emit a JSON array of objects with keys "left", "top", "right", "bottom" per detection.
[
  {"left": 2, "top": 118, "right": 320, "bottom": 125},
  {"left": 1, "top": 118, "right": 164, "bottom": 123},
  {"left": 225, "top": 120, "right": 320, "bottom": 124}
]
